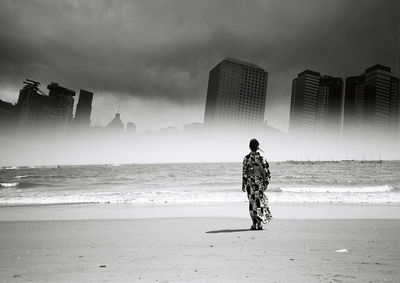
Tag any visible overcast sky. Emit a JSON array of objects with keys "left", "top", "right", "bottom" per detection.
[{"left": 0, "top": 0, "right": 398, "bottom": 131}]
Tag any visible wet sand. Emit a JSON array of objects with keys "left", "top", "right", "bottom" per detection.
[{"left": 0, "top": 216, "right": 399, "bottom": 282}]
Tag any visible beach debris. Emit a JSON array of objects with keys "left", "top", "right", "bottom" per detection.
[
  {"left": 99, "top": 265, "right": 106, "bottom": 268},
  {"left": 335, "top": 249, "right": 349, "bottom": 253},
  {"left": 12, "top": 275, "right": 21, "bottom": 278},
  {"left": 209, "top": 244, "right": 213, "bottom": 247},
  {"left": 289, "top": 258, "right": 295, "bottom": 261}
]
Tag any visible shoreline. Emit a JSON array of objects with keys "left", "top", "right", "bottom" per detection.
[{"left": 1, "top": 202, "right": 400, "bottom": 222}]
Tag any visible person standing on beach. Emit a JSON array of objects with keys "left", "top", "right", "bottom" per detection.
[{"left": 242, "top": 139, "right": 272, "bottom": 230}]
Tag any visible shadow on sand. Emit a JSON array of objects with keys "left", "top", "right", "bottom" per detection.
[{"left": 206, "top": 229, "right": 252, "bottom": 234}]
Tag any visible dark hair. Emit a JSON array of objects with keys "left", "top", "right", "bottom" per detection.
[{"left": 249, "top": 139, "right": 259, "bottom": 152}]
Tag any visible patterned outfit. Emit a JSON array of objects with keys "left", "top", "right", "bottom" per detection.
[{"left": 242, "top": 151, "right": 272, "bottom": 224}]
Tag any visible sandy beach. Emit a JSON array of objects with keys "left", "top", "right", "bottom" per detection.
[{"left": 0, "top": 204, "right": 399, "bottom": 282}]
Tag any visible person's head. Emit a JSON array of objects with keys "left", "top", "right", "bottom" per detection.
[{"left": 249, "top": 139, "right": 259, "bottom": 152}]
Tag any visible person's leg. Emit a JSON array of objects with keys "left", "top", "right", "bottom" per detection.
[
  {"left": 255, "top": 197, "right": 264, "bottom": 229},
  {"left": 249, "top": 202, "right": 258, "bottom": 229}
]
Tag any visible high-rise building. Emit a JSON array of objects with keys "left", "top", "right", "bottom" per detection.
[
  {"left": 343, "top": 75, "right": 365, "bottom": 136},
  {"left": 390, "top": 76, "right": 399, "bottom": 135},
  {"left": 16, "top": 80, "right": 75, "bottom": 136},
  {"left": 203, "top": 58, "right": 268, "bottom": 132},
  {"left": 289, "top": 71, "right": 343, "bottom": 136},
  {"left": 74, "top": 89, "right": 93, "bottom": 127},
  {"left": 0, "top": 100, "right": 17, "bottom": 136},
  {"left": 343, "top": 65, "right": 399, "bottom": 137},
  {"left": 316, "top": 76, "right": 343, "bottom": 135},
  {"left": 289, "top": 70, "right": 321, "bottom": 135}
]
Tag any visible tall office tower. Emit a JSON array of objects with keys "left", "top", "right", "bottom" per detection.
[
  {"left": 203, "top": 58, "right": 268, "bottom": 133},
  {"left": 46, "top": 82, "right": 76, "bottom": 132},
  {"left": 74, "top": 89, "right": 93, "bottom": 127},
  {"left": 315, "top": 76, "right": 343, "bottom": 135},
  {"left": 17, "top": 80, "right": 75, "bottom": 136},
  {"left": 343, "top": 65, "right": 399, "bottom": 137},
  {"left": 289, "top": 71, "right": 343, "bottom": 136},
  {"left": 289, "top": 70, "right": 321, "bottom": 136},
  {"left": 389, "top": 76, "right": 399, "bottom": 135},
  {"left": 0, "top": 100, "right": 17, "bottom": 135},
  {"left": 343, "top": 75, "right": 365, "bottom": 136}
]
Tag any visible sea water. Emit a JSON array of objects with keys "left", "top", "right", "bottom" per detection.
[{"left": 0, "top": 161, "right": 399, "bottom": 206}]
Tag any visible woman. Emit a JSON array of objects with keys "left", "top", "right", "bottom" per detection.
[{"left": 242, "top": 138, "right": 272, "bottom": 230}]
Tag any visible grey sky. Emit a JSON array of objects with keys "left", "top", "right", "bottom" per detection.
[{"left": 0, "top": 0, "right": 398, "bottom": 131}]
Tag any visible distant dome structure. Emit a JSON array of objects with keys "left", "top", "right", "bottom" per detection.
[{"left": 107, "top": 109, "right": 124, "bottom": 134}]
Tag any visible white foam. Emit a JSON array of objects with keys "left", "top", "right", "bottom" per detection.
[
  {"left": 2, "top": 166, "right": 18, "bottom": 170},
  {"left": 0, "top": 182, "right": 19, "bottom": 187},
  {"left": 278, "top": 185, "right": 392, "bottom": 193},
  {"left": 14, "top": 175, "right": 28, "bottom": 179},
  {"left": 1, "top": 188, "right": 400, "bottom": 205}
]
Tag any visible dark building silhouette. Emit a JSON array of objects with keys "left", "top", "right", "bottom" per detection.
[
  {"left": 343, "top": 65, "right": 399, "bottom": 137},
  {"left": 289, "top": 70, "right": 320, "bottom": 135},
  {"left": 0, "top": 99, "right": 17, "bottom": 135},
  {"left": 343, "top": 75, "right": 365, "bottom": 136},
  {"left": 289, "top": 71, "right": 343, "bottom": 136},
  {"left": 74, "top": 89, "right": 93, "bottom": 127},
  {"left": 204, "top": 58, "right": 268, "bottom": 132},
  {"left": 16, "top": 80, "right": 75, "bottom": 136},
  {"left": 316, "top": 76, "right": 343, "bottom": 135}
]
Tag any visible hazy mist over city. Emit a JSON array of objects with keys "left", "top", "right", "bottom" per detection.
[{"left": 0, "top": 0, "right": 399, "bottom": 166}]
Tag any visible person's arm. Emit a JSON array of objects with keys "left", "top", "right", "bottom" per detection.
[
  {"left": 242, "top": 157, "right": 247, "bottom": 192},
  {"left": 262, "top": 156, "right": 271, "bottom": 187}
]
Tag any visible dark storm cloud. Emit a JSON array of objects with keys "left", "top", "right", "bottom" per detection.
[{"left": 0, "top": 0, "right": 398, "bottom": 114}]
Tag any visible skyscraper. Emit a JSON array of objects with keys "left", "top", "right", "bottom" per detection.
[
  {"left": 0, "top": 99, "right": 17, "bottom": 135},
  {"left": 17, "top": 80, "right": 75, "bottom": 136},
  {"left": 74, "top": 89, "right": 93, "bottom": 127},
  {"left": 204, "top": 58, "right": 268, "bottom": 132},
  {"left": 343, "top": 65, "right": 399, "bottom": 137},
  {"left": 316, "top": 76, "right": 343, "bottom": 135},
  {"left": 289, "top": 70, "right": 320, "bottom": 136},
  {"left": 343, "top": 75, "right": 365, "bottom": 136},
  {"left": 289, "top": 71, "right": 343, "bottom": 136}
]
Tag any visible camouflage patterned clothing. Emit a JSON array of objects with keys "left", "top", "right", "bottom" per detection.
[{"left": 242, "top": 151, "right": 272, "bottom": 224}]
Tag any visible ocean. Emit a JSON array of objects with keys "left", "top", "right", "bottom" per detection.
[{"left": 0, "top": 161, "right": 400, "bottom": 206}]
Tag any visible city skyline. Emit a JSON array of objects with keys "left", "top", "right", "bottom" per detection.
[
  {"left": 1, "top": 59, "right": 399, "bottom": 138},
  {"left": 0, "top": 0, "right": 397, "bottom": 132}
]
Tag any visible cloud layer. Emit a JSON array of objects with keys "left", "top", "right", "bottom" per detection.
[{"left": 0, "top": 0, "right": 398, "bottom": 130}]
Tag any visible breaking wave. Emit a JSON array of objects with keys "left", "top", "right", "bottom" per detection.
[
  {"left": 0, "top": 182, "right": 41, "bottom": 189},
  {"left": 0, "top": 182, "right": 19, "bottom": 187},
  {"left": 274, "top": 185, "right": 393, "bottom": 193}
]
